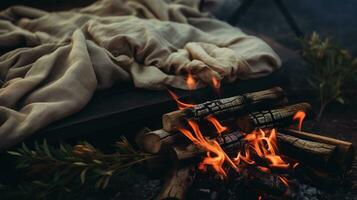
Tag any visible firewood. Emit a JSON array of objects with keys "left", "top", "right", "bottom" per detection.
[
  {"left": 236, "top": 103, "right": 312, "bottom": 132},
  {"left": 170, "top": 129, "right": 336, "bottom": 166},
  {"left": 280, "top": 128, "right": 355, "bottom": 172},
  {"left": 277, "top": 132, "right": 337, "bottom": 167},
  {"left": 156, "top": 164, "right": 195, "bottom": 200},
  {"left": 163, "top": 87, "right": 288, "bottom": 132},
  {"left": 170, "top": 131, "right": 245, "bottom": 160},
  {"left": 135, "top": 129, "right": 180, "bottom": 154}
]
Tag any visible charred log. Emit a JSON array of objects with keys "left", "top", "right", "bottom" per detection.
[
  {"left": 280, "top": 128, "right": 355, "bottom": 172},
  {"left": 163, "top": 87, "right": 287, "bottom": 132},
  {"left": 236, "top": 103, "right": 312, "bottom": 132}
]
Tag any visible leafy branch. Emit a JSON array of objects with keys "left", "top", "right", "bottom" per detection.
[
  {"left": 299, "top": 32, "right": 357, "bottom": 120},
  {"left": 3, "top": 137, "right": 155, "bottom": 199}
]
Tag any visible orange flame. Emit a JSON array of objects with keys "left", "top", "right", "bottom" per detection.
[
  {"left": 211, "top": 77, "right": 221, "bottom": 91},
  {"left": 167, "top": 90, "right": 195, "bottom": 110},
  {"left": 257, "top": 166, "right": 271, "bottom": 173},
  {"left": 243, "top": 129, "right": 290, "bottom": 169},
  {"left": 234, "top": 146, "right": 255, "bottom": 165},
  {"left": 168, "top": 87, "right": 292, "bottom": 187},
  {"left": 206, "top": 115, "right": 228, "bottom": 134},
  {"left": 293, "top": 111, "right": 306, "bottom": 131},
  {"left": 186, "top": 73, "right": 196, "bottom": 90},
  {"left": 178, "top": 120, "right": 237, "bottom": 178}
]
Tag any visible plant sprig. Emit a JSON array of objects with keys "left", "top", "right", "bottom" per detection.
[
  {"left": 300, "top": 32, "right": 357, "bottom": 120},
  {"left": 4, "top": 137, "right": 155, "bottom": 199}
]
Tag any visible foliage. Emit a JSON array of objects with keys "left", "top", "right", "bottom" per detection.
[
  {"left": 2, "top": 137, "right": 154, "bottom": 199},
  {"left": 299, "top": 32, "right": 357, "bottom": 120}
]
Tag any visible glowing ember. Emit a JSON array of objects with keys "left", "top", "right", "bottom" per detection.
[
  {"left": 293, "top": 111, "right": 306, "bottom": 131},
  {"left": 186, "top": 73, "right": 196, "bottom": 90},
  {"left": 167, "top": 90, "right": 195, "bottom": 110},
  {"left": 206, "top": 115, "right": 228, "bottom": 134},
  {"left": 278, "top": 175, "right": 289, "bottom": 187}
]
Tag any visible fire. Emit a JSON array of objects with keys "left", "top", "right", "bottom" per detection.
[
  {"left": 211, "top": 76, "right": 221, "bottom": 91},
  {"left": 186, "top": 73, "right": 196, "bottom": 90},
  {"left": 293, "top": 111, "right": 306, "bottom": 131},
  {"left": 167, "top": 90, "right": 195, "bottom": 110},
  {"left": 168, "top": 87, "right": 292, "bottom": 189},
  {"left": 236, "top": 129, "right": 290, "bottom": 169},
  {"left": 178, "top": 120, "right": 237, "bottom": 178},
  {"left": 206, "top": 115, "right": 228, "bottom": 134}
]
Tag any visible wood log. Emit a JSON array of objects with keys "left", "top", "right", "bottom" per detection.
[
  {"left": 134, "top": 119, "right": 235, "bottom": 154},
  {"left": 170, "top": 129, "right": 337, "bottom": 167},
  {"left": 280, "top": 128, "right": 355, "bottom": 172},
  {"left": 277, "top": 132, "right": 337, "bottom": 167},
  {"left": 135, "top": 129, "right": 180, "bottom": 154},
  {"left": 236, "top": 103, "right": 312, "bottom": 133},
  {"left": 171, "top": 131, "right": 245, "bottom": 160},
  {"left": 156, "top": 165, "right": 195, "bottom": 200},
  {"left": 163, "top": 87, "right": 288, "bottom": 132}
]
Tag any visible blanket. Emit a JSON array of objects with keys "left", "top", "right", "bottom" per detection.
[{"left": 0, "top": 0, "right": 281, "bottom": 150}]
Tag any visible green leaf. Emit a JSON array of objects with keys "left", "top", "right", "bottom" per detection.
[
  {"left": 73, "top": 162, "right": 87, "bottom": 166},
  {"left": 7, "top": 151, "right": 22, "bottom": 157},
  {"left": 22, "top": 143, "right": 30, "bottom": 154},
  {"left": 102, "top": 176, "right": 110, "bottom": 189},
  {"left": 43, "top": 139, "right": 52, "bottom": 158},
  {"left": 80, "top": 168, "right": 88, "bottom": 184},
  {"left": 93, "top": 159, "right": 102, "bottom": 164},
  {"left": 336, "top": 97, "right": 345, "bottom": 104}
]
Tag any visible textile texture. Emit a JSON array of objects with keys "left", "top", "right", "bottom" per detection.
[{"left": 0, "top": 0, "right": 281, "bottom": 150}]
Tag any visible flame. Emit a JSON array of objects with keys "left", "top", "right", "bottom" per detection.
[
  {"left": 258, "top": 196, "right": 262, "bottom": 200},
  {"left": 167, "top": 90, "right": 195, "bottom": 110},
  {"left": 168, "top": 87, "right": 293, "bottom": 188},
  {"left": 211, "top": 77, "right": 221, "bottom": 91},
  {"left": 293, "top": 111, "right": 306, "bottom": 131},
  {"left": 206, "top": 115, "right": 228, "bottom": 134},
  {"left": 257, "top": 166, "right": 271, "bottom": 173},
  {"left": 186, "top": 73, "right": 196, "bottom": 90},
  {"left": 242, "top": 129, "right": 290, "bottom": 169},
  {"left": 234, "top": 146, "right": 255, "bottom": 165},
  {"left": 178, "top": 120, "right": 237, "bottom": 178}
]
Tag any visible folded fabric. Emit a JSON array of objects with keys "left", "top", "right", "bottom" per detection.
[{"left": 0, "top": 0, "right": 281, "bottom": 150}]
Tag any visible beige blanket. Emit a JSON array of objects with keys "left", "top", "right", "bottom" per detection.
[{"left": 0, "top": 0, "right": 281, "bottom": 150}]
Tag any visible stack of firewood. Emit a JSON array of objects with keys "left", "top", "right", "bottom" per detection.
[{"left": 135, "top": 87, "right": 355, "bottom": 200}]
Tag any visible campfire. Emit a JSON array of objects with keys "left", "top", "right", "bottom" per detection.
[{"left": 135, "top": 80, "right": 354, "bottom": 200}]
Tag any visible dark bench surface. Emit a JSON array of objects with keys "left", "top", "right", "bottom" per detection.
[{"left": 30, "top": 69, "right": 287, "bottom": 143}]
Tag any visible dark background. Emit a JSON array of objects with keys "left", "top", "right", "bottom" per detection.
[{"left": 1, "top": 0, "right": 356, "bottom": 55}]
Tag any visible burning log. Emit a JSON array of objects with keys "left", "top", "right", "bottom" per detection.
[
  {"left": 170, "top": 129, "right": 336, "bottom": 168},
  {"left": 163, "top": 87, "right": 288, "bottom": 132},
  {"left": 171, "top": 131, "right": 245, "bottom": 160},
  {"left": 157, "top": 165, "right": 195, "bottom": 200},
  {"left": 236, "top": 103, "right": 312, "bottom": 132},
  {"left": 280, "top": 129, "right": 355, "bottom": 172}
]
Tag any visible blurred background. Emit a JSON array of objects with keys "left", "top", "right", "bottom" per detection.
[{"left": 1, "top": 0, "right": 356, "bottom": 54}]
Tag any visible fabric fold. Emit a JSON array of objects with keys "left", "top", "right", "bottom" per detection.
[{"left": 0, "top": 0, "right": 281, "bottom": 150}]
